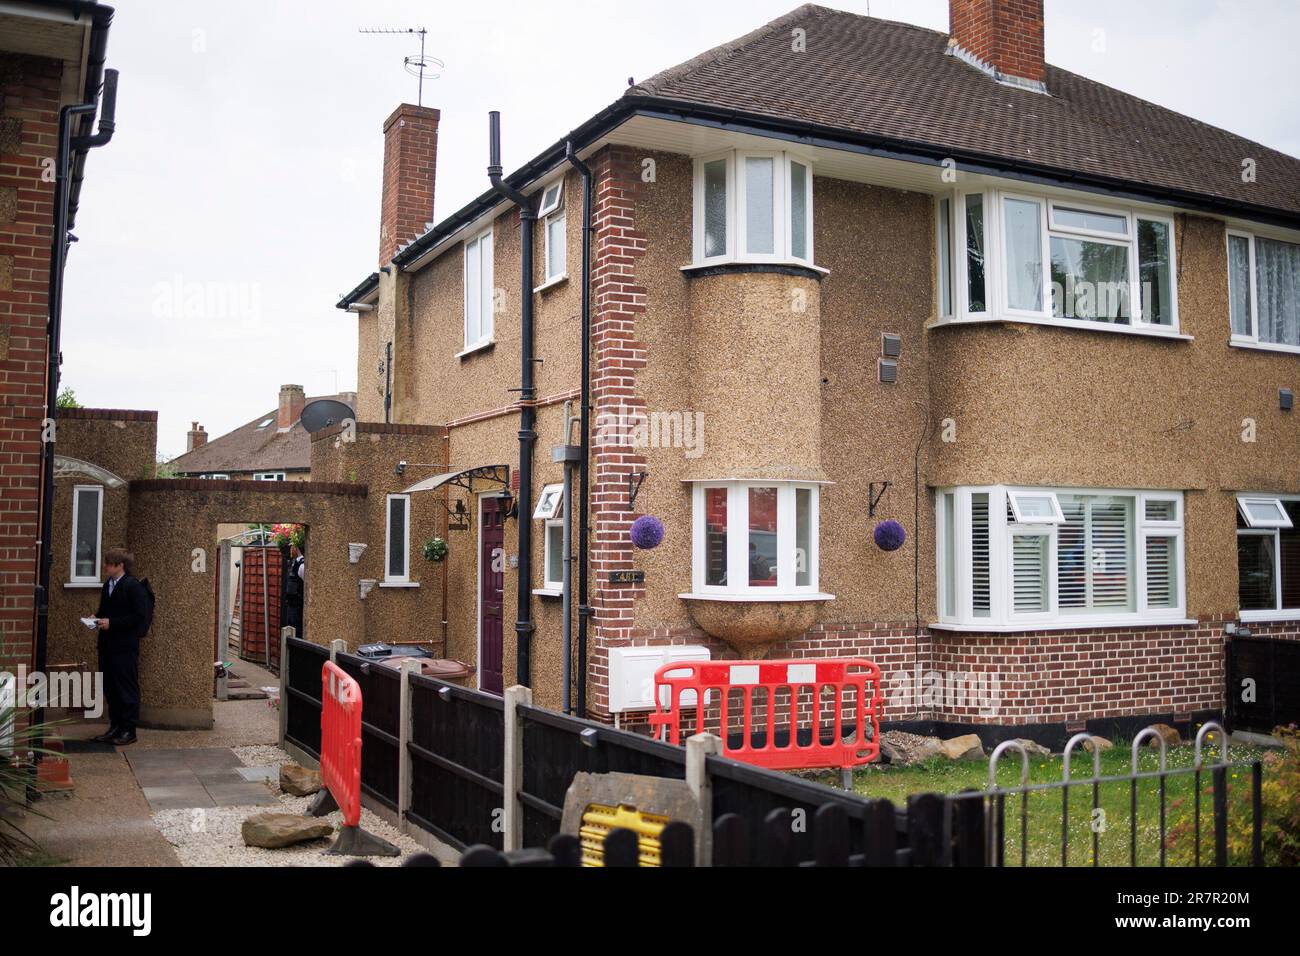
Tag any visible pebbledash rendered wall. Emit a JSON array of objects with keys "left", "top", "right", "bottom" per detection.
[{"left": 360, "top": 140, "right": 1299, "bottom": 732}]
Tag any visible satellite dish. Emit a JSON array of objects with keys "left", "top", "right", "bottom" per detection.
[{"left": 299, "top": 399, "right": 355, "bottom": 434}]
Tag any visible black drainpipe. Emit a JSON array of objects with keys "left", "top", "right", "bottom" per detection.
[
  {"left": 488, "top": 112, "right": 536, "bottom": 688},
  {"left": 564, "top": 142, "right": 592, "bottom": 717},
  {"left": 33, "top": 66, "right": 117, "bottom": 749}
]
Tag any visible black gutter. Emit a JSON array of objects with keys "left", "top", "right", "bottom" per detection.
[
  {"left": 336, "top": 272, "right": 379, "bottom": 311},
  {"left": 33, "top": 38, "right": 117, "bottom": 760},
  {"left": 488, "top": 112, "right": 537, "bottom": 690},
  {"left": 334, "top": 92, "right": 1300, "bottom": 309},
  {"left": 563, "top": 142, "right": 592, "bottom": 718}
]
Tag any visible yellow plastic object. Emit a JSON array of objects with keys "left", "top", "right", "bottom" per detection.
[{"left": 578, "top": 803, "right": 670, "bottom": 867}]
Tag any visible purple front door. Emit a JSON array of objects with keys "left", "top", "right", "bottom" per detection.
[{"left": 479, "top": 496, "right": 505, "bottom": 695}]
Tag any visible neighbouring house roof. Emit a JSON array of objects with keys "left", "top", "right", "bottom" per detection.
[
  {"left": 170, "top": 394, "right": 354, "bottom": 476},
  {"left": 338, "top": 3, "right": 1300, "bottom": 308}
]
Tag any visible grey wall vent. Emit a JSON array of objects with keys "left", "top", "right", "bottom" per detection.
[
  {"left": 881, "top": 333, "right": 902, "bottom": 358},
  {"left": 1282, "top": 388, "right": 1294, "bottom": 412},
  {"left": 878, "top": 359, "right": 898, "bottom": 384}
]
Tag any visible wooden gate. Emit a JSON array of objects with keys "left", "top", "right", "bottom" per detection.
[{"left": 239, "top": 545, "right": 282, "bottom": 670}]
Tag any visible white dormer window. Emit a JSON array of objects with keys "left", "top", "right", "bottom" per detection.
[{"left": 692, "top": 150, "right": 815, "bottom": 267}]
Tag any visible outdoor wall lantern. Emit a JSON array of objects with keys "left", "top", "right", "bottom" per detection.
[
  {"left": 498, "top": 490, "right": 517, "bottom": 520},
  {"left": 873, "top": 519, "right": 906, "bottom": 552}
]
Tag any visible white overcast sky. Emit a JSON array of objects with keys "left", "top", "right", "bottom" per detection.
[{"left": 61, "top": 0, "right": 1300, "bottom": 460}]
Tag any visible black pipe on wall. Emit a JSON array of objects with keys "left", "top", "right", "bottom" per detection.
[
  {"left": 488, "top": 112, "right": 536, "bottom": 688},
  {"left": 564, "top": 142, "right": 592, "bottom": 718}
]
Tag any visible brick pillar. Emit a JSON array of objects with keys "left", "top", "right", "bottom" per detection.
[
  {"left": 0, "top": 52, "right": 61, "bottom": 674},
  {"left": 586, "top": 146, "right": 650, "bottom": 719},
  {"left": 378, "top": 104, "right": 440, "bottom": 267}
]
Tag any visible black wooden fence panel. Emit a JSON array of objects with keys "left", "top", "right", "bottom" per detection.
[
  {"left": 407, "top": 676, "right": 504, "bottom": 850},
  {"left": 284, "top": 638, "right": 328, "bottom": 759},
  {"left": 334, "top": 652, "right": 402, "bottom": 810},
  {"left": 517, "top": 705, "right": 687, "bottom": 848},
  {"left": 1228, "top": 636, "right": 1300, "bottom": 732}
]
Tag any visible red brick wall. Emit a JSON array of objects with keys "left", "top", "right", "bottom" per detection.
[
  {"left": 378, "top": 104, "right": 439, "bottom": 267},
  {"left": 586, "top": 145, "right": 650, "bottom": 717},
  {"left": 0, "top": 53, "right": 60, "bottom": 673},
  {"left": 949, "top": 0, "right": 1045, "bottom": 84}
]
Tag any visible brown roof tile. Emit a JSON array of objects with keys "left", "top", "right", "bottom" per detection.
[
  {"left": 170, "top": 394, "right": 354, "bottom": 476},
  {"left": 631, "top": 4, "right": 1300, "bottom": 219}
]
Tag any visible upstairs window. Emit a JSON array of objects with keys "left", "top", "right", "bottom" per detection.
[
  {"left": 464, "top": 228, "right": 494, "bottom": 351},
  {"left": 936, "top": 487, "right": 1185, "bottom": 628},
  {"left": 690, "top": 481, "right": 820, "bottom": 597},
  {"left": 693, "top": 150, "right": 814, "bottom": 267},
  {"left": 937, "top": 190, "right": 1178, "bottom": 332},
  {"left": 538, "top": 181, "right": 566, "bottom": 286},
  {"left": 1228, "top": 231, "right": 1300, "bottom": 351},
  {"left": 1237, "top": 496, "right": 1300, "bottom": 618}
]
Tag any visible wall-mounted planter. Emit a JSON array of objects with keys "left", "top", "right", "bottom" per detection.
[
  {"left": 348, "top": 543, "right": 367, "bottom": 565},
  {"left": 682, "top": 597, "right": 825, "bottom": 659},
  {"left": 359, "top": 579, "right": 377, "bottom": 600}
]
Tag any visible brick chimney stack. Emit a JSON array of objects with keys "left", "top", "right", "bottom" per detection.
[
  {"left": 379, "top": 104, "right": 440, "bottom": 267},
  {"left": 949, "top": 0, "right": 1046, "bottom": 88},
  {"left": 278, "top": 384, "right": 306, "bottom": 430},
  {"left": 186, "top": 422, "right": 207, "bottom": 452}
]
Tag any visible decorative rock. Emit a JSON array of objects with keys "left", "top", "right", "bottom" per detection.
[
  {"left": 1010, "top": 738, "right": 1051, "bottom": 756},
  {"left": 241, "top": 813, "right": 334, "bottom": 849},
  {"left": 1149, "top": 724, "right": 1182, "bottom": 747},
  {"left": 279, "top": 763, "right": 322, "bottom": 797},
  {"left": 939, "top": 734, "right": 984, "bottom": 760},
  {"left": 879, "top": 730, "right": 942, "bottom": 766},
  {"left": 1083, "top": 736, "right": 1113, "bottom": 753}
]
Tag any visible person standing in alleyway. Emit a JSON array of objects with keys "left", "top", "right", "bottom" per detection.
[
  {"left": 284, "top": 542, "right": 305, "bottom": 640},
  {"left": 92, "top": 548, "right": 149, "bottom": 746}
]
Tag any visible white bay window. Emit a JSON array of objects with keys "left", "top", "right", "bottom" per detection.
[
  {"left": 689, "top": 481, "right": 822, "bottom": 598},
  {"left": 937, "top": 190, "right": 1178, "bottom": 333},
  {"left": 693, "top": 150, "right": 815, "bottom": 267},
  {"left": 936, "top": 486, "right": 1186, "bottom": 628}
]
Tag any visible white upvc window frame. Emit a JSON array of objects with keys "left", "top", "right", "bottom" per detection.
[
  {"left": 689, "top": 480, "right": 822, "bottom": 599},
  {"left": 1226, "top": 228, "right": 1300, "bottom": 354},
  {"left": 935, "top": 486, "right": 1187, "bottom": 630},
  {"left": 937, "top": 188, "right": 1181, "bottom": 334},
  {"left": 1236, "top": 493, "right": 1300, "bottom": 621},
  {"left": 536, "top": 180, "right": 563, "bottom": 219},
  {"left": 533, "top": 483, "right": 564, "bottom": 521},
  {"left": 253, "top": 472, "right": 286, "bottom": 482},
  {"left": 691, "top": 149, "right": 815, "bottom": 268},
  {"left": 542, "top": 518, "right": 565, "bottom": 592},
  {"left": 385, "top": 493, "right": 411, "bottom": 583},
  {"left": 538, "top": 178, "right": 567, "bottom": 287},
  {"left": 463, "top": 227, "right": 495, "bottom": 352},
  {"left": 1008, "top": 490, "right": 1065, "bottom": 525},
  {"left": 69, "top": 484, "right": 103, "bottom": 584},
  {"left": 1237, "top": 495, "right": 1294, "bottom": 530}
]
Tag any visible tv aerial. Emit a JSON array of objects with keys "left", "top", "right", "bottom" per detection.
[{"left": 359, "top": 26, "right": 443, "bottom": 107}]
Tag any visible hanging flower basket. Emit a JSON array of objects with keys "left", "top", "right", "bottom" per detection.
[
  {"left": 630, "top": 515, "right": 665, "bottom": 550},
  {"left": 873, "top": 520, "right": 906, "bottom": 553},
  {"left": 423, "top": 537, "right": 449, "bottom": 562}
]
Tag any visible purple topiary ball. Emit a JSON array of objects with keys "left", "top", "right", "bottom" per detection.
[
  {"left": 874, "top": 519, "right": 906, "bottom": 552},
  {"left": 630, "top": 515, "right": 665, "bottom": 550}
]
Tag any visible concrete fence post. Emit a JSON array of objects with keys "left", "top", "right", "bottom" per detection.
[
  {"left": 278, "top": 626, "right": 293, "bottom": 747},
  {"left": 398, "top": 658, "right": 419, "bottom": 835},
  {"left": 329, "top": 639, "right": 346, "bottom": 663},
  {"left": 686, "top": 733, "right": 722, "bottom": 867},
  {"left": 503, "top": 684, "right": 532, "bottom": 851}
]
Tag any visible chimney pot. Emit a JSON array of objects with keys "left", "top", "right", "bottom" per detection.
[{"left": 186, "top": 422, "right": 208, "bottom": 453}]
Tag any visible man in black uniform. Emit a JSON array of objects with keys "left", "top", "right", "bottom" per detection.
[
  {"left": 92, "top": 547, "right": 149, "bottom": 746},
  {"left": 284, "top": 542, "right": 305, "bottom": 640}
]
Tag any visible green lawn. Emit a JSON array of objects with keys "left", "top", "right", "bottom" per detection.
[{"left": 810, "top": 743, "right": 1268, "bottom": 866}]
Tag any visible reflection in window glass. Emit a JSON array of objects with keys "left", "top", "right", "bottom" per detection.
[
  {"left": 1138, "top": 219, "right": 1172, "bottom": 325},
  {"left": 705, "top": 488, "right": 728, "bottom": 586},
  {"left": 1238, "top": 534, "right": 1276, "bottom": 611},
  {"left": 966, "top": 194, "right": 986, "bottom": 312},
  {"left": 546, "top": 214, "right": 565, "bottom": 280},
  {"left": 546, "top": 522, "right": 563, "bottom": 587},
  {"left": 1050, "top": 236, "right": 1130, "bottom": 323},
  {"left": 1004, "top": 197, "right": 1043, "bottom": 312},
  {"left": 1053, "top": 206, "right": 1128, "bottom": 235},
  {"left": 745, "top": 156, "right": 775, "bottom": 255},
  {"left": 795, "top": 488, "right": 812, "bottom": 588},
  {"left": 938, "top": 198, "right": 952, "bottom": 317},
  {"left": 790, "top": 161, "right": 808, "bottom": 261},
  {"left": 748, "top": 487, "right": 778, "bottom": 587},
  {"left": 387, "top": 497, "right": 408, "bottom": 579},
  {"left": 704, "top": 159, "right": 727, "bottom": 259},
  {"left": 74, "top": 487, "right": 100, "bottom": 580}
]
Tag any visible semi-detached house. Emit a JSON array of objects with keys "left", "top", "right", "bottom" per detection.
[{"left": 335, "top": 1, "right": 1300, "bottom": 742}]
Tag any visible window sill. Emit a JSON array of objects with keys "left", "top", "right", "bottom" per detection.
[
  {"left": 1239, "top": 609, "right": 1300, "bottom": 623},
  {"left": 379, "top": 581, "right": 420, "bottom": 589},
  {"left": 456, "top": 340, "right": 495, "bottom": 361},
  {"left": 928, "top": 315, "right": 1193, "bottom": 342},
  {"left": 1229, "top": 337, "right": 1300, "bottom": 356},
  {"left": 930, "top": 617, "right": 1198, "bottom": 634},
  {"left": 64, "top": 581, "right": 102, "bottom": 590},
  {"left": 533, "top": 274, "right": 568, "bottom": 294},
  {"left": 681, "top": 260, "right": 829, "bottom": 281},
  {"left": 533, "top": 588, "right": 563, "bottom": 598},
  {"left": 679, "top": 592, "right": 835, "bottom": 604}
]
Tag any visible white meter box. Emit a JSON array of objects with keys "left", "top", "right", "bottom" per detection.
[{"left": 607, "top": 645, "right": 711, "bottom": 714}]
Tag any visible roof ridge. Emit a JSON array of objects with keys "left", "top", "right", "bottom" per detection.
[{"left": 631, "top": 3, "right": 833, "bottom": 96}]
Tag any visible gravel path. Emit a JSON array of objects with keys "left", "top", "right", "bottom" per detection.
[{"left": 152, "top": 746, "right": 431, "bottom": 867}]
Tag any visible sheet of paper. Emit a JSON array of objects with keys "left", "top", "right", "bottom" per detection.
[{"left": 81, "top": 617, "right": 98, "bottom": 629}]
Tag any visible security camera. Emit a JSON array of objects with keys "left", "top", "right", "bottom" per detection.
[{"left": 396, "top": 460, "right": 407, "bottom": 476}]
